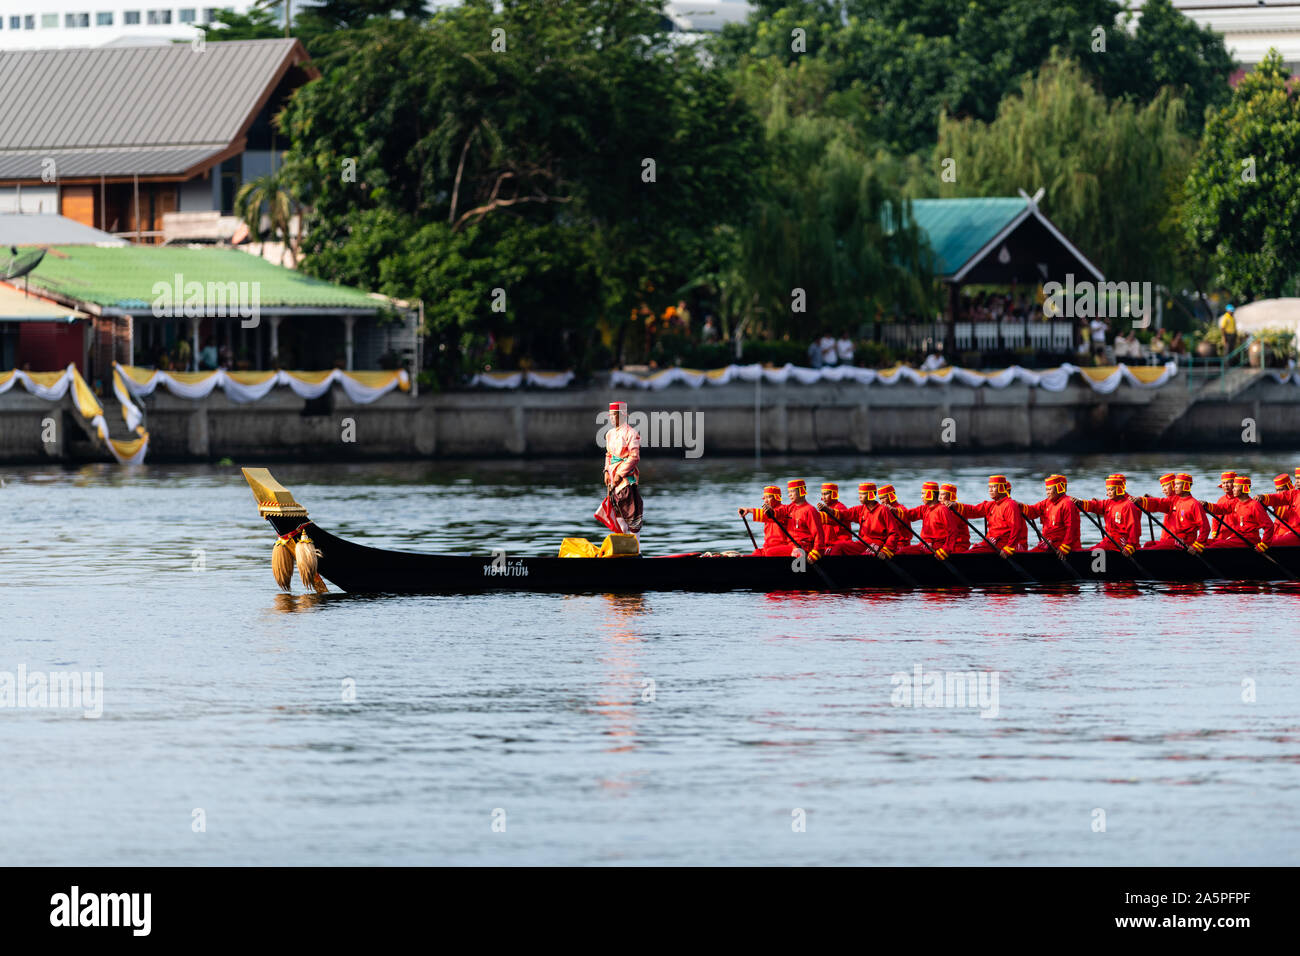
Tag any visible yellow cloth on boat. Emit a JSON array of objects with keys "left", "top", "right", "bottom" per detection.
[{"left": 559, "top": 537, "right": 600, "bottom": 558}]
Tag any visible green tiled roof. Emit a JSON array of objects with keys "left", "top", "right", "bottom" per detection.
[
  {"left": 908, "top": 198, "right": 1029, "bottom": 277},
  {"left": 24, "top": 245, "right": 386, "bottom": 312}
]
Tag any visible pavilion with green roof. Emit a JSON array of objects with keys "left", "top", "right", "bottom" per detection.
[
  {"left": 18, "top": 245, "right": 417, "bottom": 385},
  {"left": 905, "top": 196, "right": 1104, "bottom": 357}
]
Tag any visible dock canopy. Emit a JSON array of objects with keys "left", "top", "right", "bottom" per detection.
[{"left": 909, "top": 197, "right": 1103, "bottom": 286}]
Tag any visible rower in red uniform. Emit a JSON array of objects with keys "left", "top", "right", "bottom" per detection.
[
  {"left": 1143, "top": 473, "right": 1210, "bottom": 551},
  {"left": 739, "top": 485, "right": 788, "bottom": 555},
  {"left": 1257, "top": 473, "right": 1300, "bottom": 547},
  {"left": 815, "top": 482, "right": 854, "bottom": 547},
  {"left": 779, "top": 479, "right": 826, "bottom": 559},
  {"left": 1137, "top": 472, "right": 1178, "bottom": 548},
  {"left": 1076, "top": 474, "right": 1143, "bottom": 553},
  {"left": 950, "top": 475, "right": 1028, "bottom": 555},
  {"left": 1206, "top": 474, "right": 1273, "bottom": 550},
  {"left": 870, "top": 485, "right": 912, "bottom": 557},
  {"left": 1134, "top": 472, "right": 1178, "bottom": 545},
  {"left": 825, "top": 483, "right": 874, "bottom": 556},
  {"left": 938, "top": 483, "right": 970, "bottom": 552},
  {"left": 1209, "top": 471, "right": 1237, "bottom": 541},
  {"left": 898, "top": 481, "right": 961, "bottom": 558},
  {"left": 1021, "top": 474, "right": 1081, "bottom": 553}
]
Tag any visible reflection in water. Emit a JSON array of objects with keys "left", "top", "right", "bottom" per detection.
[
  {"left": 596, "top": 593, "right": 649, "bottom": 759},
  {"left": 267, "top": 593, "right": 326, "bottom": 614}
]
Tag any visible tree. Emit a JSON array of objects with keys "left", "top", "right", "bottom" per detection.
[
  {"left": 1183, "top": 49, "right": 1300, "bottom": 300},
  {"left": 278, "top": 3, "right": 762, "bottom": 379},
  {"left": 713, "top": 0, "right": 1233, "bottom": 153},
  {"left": 722, "top": 64, "right": 935, "bottom": 335},
  {"left": 201, "top": 3, "right": 285, "bottom": 41},
  {"left": 935, "top": 54, "right": 1195, "bottom": 287},
  {"left": 234, "top": 173, "right": 302, "bottom": 266}
]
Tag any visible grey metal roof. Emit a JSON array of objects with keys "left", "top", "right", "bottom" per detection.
[
  {"left": 0, "top": 39, "right": 303, "bottom": 178},
  {"left": 0, "top": 146, "right": 227, "bottom": 179},
  {"left": 0, "top": 213, "right": 126, "bottom": 246}
]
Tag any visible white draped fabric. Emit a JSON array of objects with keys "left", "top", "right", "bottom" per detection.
[
  {"left": 598, "top": 361, "right": 1180, "bottom": 393},
  {"left": 0, "top": 365, "right": 149, "bottom": 464},
  {"left": 115, "top": 365, "right": 411, "bottom": 405},
  {"left": 469, "top": 370, "right": 576, "bottom": 389}
]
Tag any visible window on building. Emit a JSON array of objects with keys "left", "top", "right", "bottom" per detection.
[
  {"left": 96, "top": 11, "right": 114, "bottom": 25},
  {"left": 66, "top": 13, "right": 90, "bottom": 27},
  {"left": 7, "top": 16, "right": 17, "bottom": 29},
  {"left": 147, "top": 9, "right": 172, "bottom": 24},
  {"left": 24, "top": 14, "right": 35, "bottom": 29},
  {"left": 41, "top": 13, "right": 58, "bottom": 27},
  {"left": 179, "top": 8, "right": 196, "bottom": 23},
  {"left": 203, "top": 7, "right": 220, "bottom": 23},
  {"left": 124, "top": 11, "right": 141, "bottom": 24}
]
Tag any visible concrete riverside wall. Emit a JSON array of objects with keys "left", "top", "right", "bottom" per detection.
[{"left": 2, "top": 377, "right": 1299, "bottom": 462}]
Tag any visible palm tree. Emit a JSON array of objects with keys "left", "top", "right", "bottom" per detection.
[{"left": 234, "top": 173, "right": 300, "bottom": 266}]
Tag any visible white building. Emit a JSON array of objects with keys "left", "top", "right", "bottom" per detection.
[
  {"left": 0, "top": 1, "right": 259, "bottom": 48},
  {"left": 1149, "top": 2, "right": 1300, "bottom": 74}
]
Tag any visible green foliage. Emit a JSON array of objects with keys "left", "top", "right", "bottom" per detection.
[
  {"left": 234, "top": 173, "right": 300, "bottom": 265},
  {"left": 201, "top": 4, "right": 285, "bottom": 41},
  {"left": 936, "top": 54, "right": 1195, "bottom": 285},
  {"left": 280, "top": 4, "right": 762, "bottom": 380},
  {"left": 703, "top": 64, "right": 935, "bottom": 338},
  {"left": 1183, "top": 50, "right": 1300, "bottom": 300},
  {"left": 713, "top": 0, "right": 1233, "bottom": 152}
]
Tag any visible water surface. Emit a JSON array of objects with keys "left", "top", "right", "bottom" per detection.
[{"left": 1, "top": 452, "right": 1298, "bottom": 864}]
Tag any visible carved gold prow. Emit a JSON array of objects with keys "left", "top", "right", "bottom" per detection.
[{"left": 243, "top": 467, "right": 309, "bottom": 518}]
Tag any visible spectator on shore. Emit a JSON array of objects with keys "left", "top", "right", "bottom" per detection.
[
  {"left": 819, "top": 331, "right": 838, "bottom": 366},
  {"left": 701, "top": 314, "right": 718, "bottom": 343},
  {"left": 1090, "top": 317, "right": 1109, "bottom": 361},
  {"left": 806, "top": 339, "right": 823, "bottom": 368},
  {"left": 199, "top": 338, "right": 218, "bottom": 370},
  {"left": 1169, "top": 331, "right": 1186, "bottom": 355},
  {"left": 835, "top": 329, "right": 854, "bottom": 365},
  {"left": 1219, "top": 304, "right": 1238, "bottom": 355}
]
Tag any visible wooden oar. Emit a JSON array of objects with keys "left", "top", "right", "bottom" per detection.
[
  {"left": 1199, "top": 500, "right": 1297, "bottom": 581},
  {"left": 1073, "top": 500, "right": 1151, "bottom": 577},
  {"left": 738, "top": 509, "right": 760, "bottom": 551},
  {"left": 875, "top": 506, "right": 974, "bottom": 587},
  {"left": 765, "top": 506, "right": 837, "bottom": 589},
  {"left": 946, "top": 506, "right": 1035, "bottom": 582},
  {"left": 1023, "top": 514, "right": 1082, "bottom": 579},
  {"left": 1130, "top": 496, "right": 1219, "bottom": 576},
  {"left": 818, "top": 504, "right": 920, "bottom": 587}
]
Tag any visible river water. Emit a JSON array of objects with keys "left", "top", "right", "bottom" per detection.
[{"left": 1, "top": 451, "right": 1298, "bottom": 865}]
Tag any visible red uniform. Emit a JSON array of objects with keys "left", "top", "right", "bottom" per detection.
[
  {"left": 954, "top": 497, "right": 1028, "bottom": 552},
  {"left": 828, "top": 502, "right": 906, "bottom": 555},
  {"left": 1078, "top": 495, "right": 1143, "bottom": 550},
  {"left": 742, "top": 507, "right": 788, "bottom": 554},
  {"left": 1209, "top": 493, "right": 1237, "bottom": 540},
  {"left": 1206, "top": 497, "right": 1273, "bottom": 547},
  {"left": 898, "top": 502, "right": 962, "bottom": 554},
  {"left": 1020, "top": 496, "right": 1081, "bottom": 551},
  {"left": 818, "top": 501, "right": 854, "bottom": 545},
  {"left": 1141, "top": 494, "right": 1210, "bottom": 549},
  {"left": 1259, "top": 488, "right": 1300, "bottom": 546},
  {"left": 752, "top": 499, "right": 825, "bottom": 556}
]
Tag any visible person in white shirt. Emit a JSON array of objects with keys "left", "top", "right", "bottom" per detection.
[
  {"left": 835, "top": 330, "right": 854, "bottom": 365},
  {"left": 819, "top": 333, "right": 838, "bottom": 366}
]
